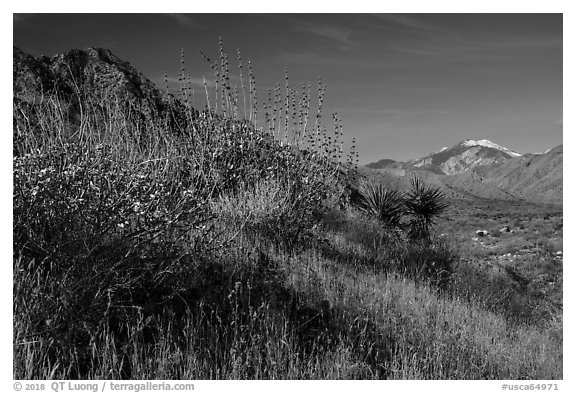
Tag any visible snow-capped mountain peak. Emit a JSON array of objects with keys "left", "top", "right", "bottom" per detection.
[
  {"left": 461, "top": 139, "right": 522, "bottom": 157},
  {"left": 535, "top": 148, "right": 552, "bottom": 155},
  {"left": 405, "top": 138, "right": 523, "bottom": 175}
]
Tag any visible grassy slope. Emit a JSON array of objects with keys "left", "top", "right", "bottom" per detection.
[
  {"left": 13, "top": 50, "right": 562, "bottom": 379},
  {"left": 14, "top": 182, "right": 563, "bottom": 379}
]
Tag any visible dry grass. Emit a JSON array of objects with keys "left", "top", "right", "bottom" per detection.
[{"left": 13, "top": 43, "right": 562, "bottom": 380}]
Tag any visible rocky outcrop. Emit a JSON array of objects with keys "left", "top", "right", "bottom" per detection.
[{"left": 13, "top": 46, "right": 194, "bottom": 137}]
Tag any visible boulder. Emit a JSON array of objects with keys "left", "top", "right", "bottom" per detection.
[
  {"left": 476, "top": 230, "right": 489, "bottom": 237},
  {"left": 13, "top": 46, "right": 195, "bottom": 147}
]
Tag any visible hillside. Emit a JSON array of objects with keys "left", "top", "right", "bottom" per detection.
[
  {"left": 13, "top": 46, "right": 190, "bottom": 146},
  {"left": 13, "top": 46, "right": 562, "bottom": 380}
]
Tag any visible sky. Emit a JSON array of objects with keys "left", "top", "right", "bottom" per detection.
[{"left": 13, "top": 13, "right": 563, "bottom": 164}]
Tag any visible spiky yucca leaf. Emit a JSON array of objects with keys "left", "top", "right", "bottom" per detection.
[
  {"left": 404, "top": 176, "right": 449, "bottom": 240},
  {"left": 353, "top": 179, "right": 404, "bottom": 228}
]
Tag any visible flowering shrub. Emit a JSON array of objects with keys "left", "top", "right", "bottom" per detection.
[
  {"left": 13, "top": 142, "right": 216, "bottom": 357},
  {"left": 14, "top": 143, "right": 211, "bottom": 263},
  {"left": 188, "top": 114, "right": 344, "bottom": 246}
]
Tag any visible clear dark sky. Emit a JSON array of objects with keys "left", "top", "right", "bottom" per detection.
[{"left": 13, "top": 13, "right": 562, "bottom": 163}]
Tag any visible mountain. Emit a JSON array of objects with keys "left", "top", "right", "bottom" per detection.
[
  {"left": 365, "top": 138, "right": 522, "bottom": 177},
  {"left": 446, "top": 144, "right": 563, "bottom": 204},
  {"left": 13, "top": 46, "right": 192, "bottom": 139},
  {"left": 364, "top": 140, "right": 562, "bottom": 205},
  {"left": 407, "top": 139, "right": 522, "bottom": 175},
  {"left": 365, "top": 158, "right": 397, "bottom": 170},
  {"left": 365, "top": 156, "right": 446, "bottom": 178},
  {"left": 365, "top": 158, "right": 406, "bottom": 176}
]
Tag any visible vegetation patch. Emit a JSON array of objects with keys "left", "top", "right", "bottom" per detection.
[{"left": 13, "top": 43, "right": 562, "bottom": 379}]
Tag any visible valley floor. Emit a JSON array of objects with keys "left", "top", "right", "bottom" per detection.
[{"left": 436, "top": 197, "right": 563, "bottom": 324}]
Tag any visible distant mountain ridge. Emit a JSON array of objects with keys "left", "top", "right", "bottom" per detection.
[
  {"left": 367, "top": 138, "right": 523, "bottom": 176},
  {"left": 448, "top": 144, "right": 563, "bottom": 204},
  {"left": 365, "top": 139, "right": 562, "bottom": 204},
  {"left": 408, "top": 139, "right": 522, "bottom": 175}
]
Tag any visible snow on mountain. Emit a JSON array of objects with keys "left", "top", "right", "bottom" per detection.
[
  {"left": 534, "top": 148, "right": 552, "bottom": 155},
  {"left": 461, "top": 139, "right": 522, "bottom": 157},
  {"left": 364, "top": 140, "right": 561, "bottom": 203},
  {"left": 406, "top": 138, "right": 523, "bottom": 175},
  {"left": 447, "top": 144, "right": 563, "bottom": 204}
]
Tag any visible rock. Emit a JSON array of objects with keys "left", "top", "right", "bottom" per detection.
[
  {"left": 499, "top": 226, "right": 511, "bottom": 233},
  {"left": 476, "top": 230, "right": 489, "bottom": 237},
  {"left": 13, "top": 46, "right": 195, "bottom": 147}
]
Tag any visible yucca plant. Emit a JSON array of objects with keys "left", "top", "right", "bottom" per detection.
[
  {"left": 352, "top": 178, "right": 405, "bottom": 229},
  {"left": 403, "top": 176, "right": 449, "bottom": 241}
]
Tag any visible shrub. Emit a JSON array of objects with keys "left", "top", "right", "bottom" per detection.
[
  {"left": 348, "top": 176, "right": 454, "bottom": 285},
  {"left": 403, "top": 176, "right": 449, "bottom": 241},
  {"left": 351, "top": 176, "right": 449, "bottom": 242},
  {"left": 213, "top": 159, "right": 340, "bottom": 248},
  {"left": 13, "top": 141, "right": 220, "bottom": 376},
  {"left": 352, "top": 178, "right": 405, "bottom": 229}
]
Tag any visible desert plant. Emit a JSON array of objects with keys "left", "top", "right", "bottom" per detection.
[
  {"left": 352, "top": 178, "right": 405, "bottom": 229},
  {"left": 403, "top": 176, "right": 449, "bottom": 241}
]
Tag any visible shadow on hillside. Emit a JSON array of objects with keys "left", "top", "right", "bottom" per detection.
[
  {"left": 15, "top": 241, "right": 398, "bottom": 379},
  {"left": 450, "top": 260, "right": 561, "bottom": 326}
]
